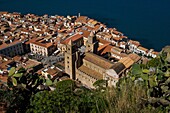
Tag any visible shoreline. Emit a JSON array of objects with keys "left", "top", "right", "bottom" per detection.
[
  {"left": 0, "top": 11, "right": 165, "bottom": 51},
  {"left": 0, "top": 11, "right": 159, "bottom": 58}
]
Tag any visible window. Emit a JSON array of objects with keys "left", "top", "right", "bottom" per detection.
[
  {"left": 67, "top": 61, "right": 69, "bottom": 64},
  {"left": 67, "top": 56, "right": 69, "bottom": 59},
  {"left": 67, "top": 66, "right": 69, "bottom": 68}
]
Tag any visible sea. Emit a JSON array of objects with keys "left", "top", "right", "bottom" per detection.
[{"left": 0, "top": 0, "right": 170, "bottom": 51}]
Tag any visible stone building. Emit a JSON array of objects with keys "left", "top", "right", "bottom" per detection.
[
  {"left": 76, "top": 52, "right": 126, "bottom": 88},
  {"left": 64, "top": 40, "right": 77, "bottom": 80},
  {"left": 64, "top": 32, "right": 133, "bottom": 88},
  {"left": 85, "top": 32, "right": 98, "bottom": 54}
]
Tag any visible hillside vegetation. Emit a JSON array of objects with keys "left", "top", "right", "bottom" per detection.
[{"left": 0, "top": 46, "right": 170, "bottom": 113}]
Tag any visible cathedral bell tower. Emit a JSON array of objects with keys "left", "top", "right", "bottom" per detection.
[
  {"left": 64, "top": 40, "right": 77, "bottom": 80},
  {"left": 86, "top": 31, "right": 98, "bottom": 54}
]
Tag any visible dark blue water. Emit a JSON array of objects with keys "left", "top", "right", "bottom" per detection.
[{"left": 0, "top": 0, "right": 170, "bottom": 51}]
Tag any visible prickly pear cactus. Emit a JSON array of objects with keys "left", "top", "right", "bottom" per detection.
[{"left": 129, "top": 48, "right": 170, "bottom": 111}]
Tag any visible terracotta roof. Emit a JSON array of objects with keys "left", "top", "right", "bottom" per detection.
[
  {"left": 86, "top": 26, "right": 94, "bottom": 31},
  {"left": 112, "top": 30, "right": 122, "bottom": 35},
  {"left": 111, "top": 51, "right": 127, "bottom": 59},
  {"left": 0, "top": 60, "right": 14, "bottom": 70},
  {"left": 36, "top": 68, "right": 44, "bottom": 75},
  {"left": 21, "top": 59, "right": 41, "bottom": 69},
  {"left": 0, "top": 12, "right": 8, "bottom": 15},
  {"left": 0, "top": 54, "right": 11, "bottom": 60},
  {"left": 58, "top": 29, "right": 67, "bottom": 33},
  {"left": 0, "top": 40, "right": 22, "bottom": 50},
  {"left": 88, "top": 19, "right": 98, "bottom": 26},
  {"left": 111, "top": 46, "right": 124, "bottom": 53},
  {"left": 46, "top": 68, "right": 60, "bottom": 76},
  {"left": 87, "top": 19, "right": 94, "bottom": 23},
  {"left": 119, "top": 57, "right": 134, "bottom": 68},
  {"left": 78, "top": 65, "right": 103, "bottom": 80},
  {"left": 35, "top": 31, "right": 44, "bottom": 34},
  {"left": 13, "top": 56, "right": 22, "bottom": 62},
  {"left": 119, "top": 41, "right": 126, "bottom": 45},
  {"left": 81, "top": 30, "right": 91, "bottom": 38},
  {"left": 84, "top": 52, "right": 114, "bottom": 69},
  {"left": 91, "top": 21, "right": 98, "bottom": 25},
  {"left": 97, "top": 38, "right": 110, "bottom": 44},
  {"left": 104, "top": 34, "right": 112, "bottom": 39},
  {"left": 111, "top": 62, "right": 126, "bottom": 75},
  {"left": 25, "top": 38, "right": 37, "bottom": 45},
  {"left": 0, "top": 43, "right": 7, "bottom": 50},
  {"left": 128, "top": 53, "right": 141, "bottom": 63},
  {"left": 129, "top": 40, "right": 140, "bottom": 47},
  {"left": 119, "top": 36, "right": 127, "bottom": 39},
  {"left": 98, "top": 43, "right": 110, "bottom": 51},
  {"left": 31, "top": 41, "right": 53, "bottom": 48},
  {"left": 61, "top": 34, "right": 83, "bottom": 45},
  {"left": 94, "top": 25, "right": 101, "bottom": 31},
  {"left": 101, "top": 45, "right": 113, "bottom": 55},
  {"left": 113, "top": 37, "right": 121, "bottom": 41},
  {"left": 138, "top": 46, "right": 148, "bottom": 52},
  {"left": 152, "top": 51, "right": 159, "bottom": 55},
  {"left": 75, "top": 16, "right": 88, "bottom": 23},
  {"left": 21, "top": 28, "right": 29, "bottom": 33},
  {"left": 98, "top": 44, "right": 113, "bottom": 55}
]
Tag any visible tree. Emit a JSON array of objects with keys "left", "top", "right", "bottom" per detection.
[
  {"left": 3, "top": 67, "right": 48, "bottom": 113},
  {"left": 28, "top": 80, "right": 108, "bottom": 113}
]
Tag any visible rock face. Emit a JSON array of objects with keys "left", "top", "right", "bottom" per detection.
[
  {"left": 162, "top": 45, "right": 170, "bottom": 63},
  {"left": 162, "top": 46, "right": 170, "bottom": 53}
]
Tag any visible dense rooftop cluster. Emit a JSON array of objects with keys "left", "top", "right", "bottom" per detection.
[{"left": 0, "top": 11, "right": 159, "bottom": 87}]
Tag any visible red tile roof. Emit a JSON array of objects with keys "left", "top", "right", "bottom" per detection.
[
  {"left": 61, "top": 34, "right": 83, "bottom": 45},
  {"left": 138, "top": 46, "right": 148, "bottom": 52},
  {"left": 84, "top": 52, "right": 114, "bottom": 69},
  {"left": 75, "top": 16, "right": 88, "bottom": 23},
  {"left": 97, "top": 38, "right": 110, "bottom": 44},
  {"left": 0, "top": 40, "right": 22, "bottom": 50},
  {"left": 32, "top": 41, "right": 53, "bottom": 48},
  {"left": 81, "top": 30, "right": 91, "bottom": 38},
  {"left": 0, "top": 12, "right": 8, "bottom": 15},
  {"left": 128, "top": 53, "right": 141, "bottom": 63},
  {"left": 100, "top": 45, "right": 113, "bottom": 55}
]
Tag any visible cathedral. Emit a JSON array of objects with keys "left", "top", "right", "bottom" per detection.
[{"left": 64, "top": 32, "right": 132, "bottom": 88}]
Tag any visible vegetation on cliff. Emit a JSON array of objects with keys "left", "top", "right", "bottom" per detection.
[{"left": 0, "top": 46, "right": 170, "bottom": 113}]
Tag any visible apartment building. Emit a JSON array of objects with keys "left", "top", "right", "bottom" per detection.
[
  {"left": 0, "top": 40, "right": 24, "bottom": 57},
  {"left": 30, "top": 38, "right": 57, "bottom": 56}
]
